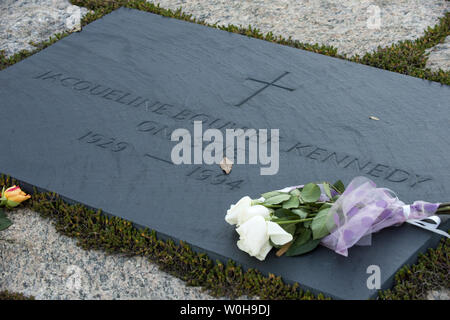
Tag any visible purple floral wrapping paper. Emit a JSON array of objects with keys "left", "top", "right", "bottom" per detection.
[{"left": 320, "top": 176, "right": 440, "bottom": 256}]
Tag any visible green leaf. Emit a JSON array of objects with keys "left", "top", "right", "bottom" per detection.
[
  {"left": 289, "top": 189, "right": 301, "bottom": 197},
  {"left": 286, "top": 238, "right": 321, "bottom": 256},
  {"left": 291, "top": 229, "right": 311, "bottom": 246},
  {"left": 261, "top": 191, "right": 282, "bottom": 199},
  {"left": 300, "top": 183, "right": 321, "bottom": 203},
  {"left": 0, "top": 209, "right": 12, "bottom": 231},
  {"left": 281, "top": 223, "right": 296, "bottom": 236},
  {"left": 304, "top": 220, "right": 312, "bottom": 228},
  {"left": 282, "top": 195, "right": 300, "bottom": 209},
  {"left": 332, "top": 180, "right": 345, "bottom": 194},
  {"left": 323, "top": 182, "right": 332, "bottom": 199},
  {"left": 5, "top": 200, "right": 19, "bottom": 208},
  {"left": 294, "top": 225, "right": 307, "bottom": 235},
  {"left": 319, "top": 203, "right": 332, "bottom": 210},
  {"left": 311, "top": 208, "right": 331, "bottom": 240},
  {"left": 291, "top": 208, "right": 309, "bottom": 219},
  {"left": 286, "top": 230, "right": 321, "bottom": 256},
  {"left": 263, "top": 194, "right": 291, "bottom": 205},
  {"left": 273, "top": 208, "right": 298, "bottom": 220}
]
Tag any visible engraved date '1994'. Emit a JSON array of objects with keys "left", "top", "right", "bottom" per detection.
[{"left": 77, "top": 130, "right": 244, "bottom": 190}]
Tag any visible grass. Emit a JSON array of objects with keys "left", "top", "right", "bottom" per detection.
[
  {"left": 380, "top": 237, "right": 450, "bottom": 300},
  {"left": 0, "top": 290, "right": 34, "bottom": 300},
  {"left": 0, "top": 175, "right": 325, "bottom": 300},
  {"left": 0, "top": 175, "right": 449, "bottom": 300},
  {"left": 1, "top": 0, "right": 449, "bottom": 85}
]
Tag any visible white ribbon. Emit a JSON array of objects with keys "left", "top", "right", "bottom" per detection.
[{"left": 402, "top": 205, "right": 450, "bottom": 238}]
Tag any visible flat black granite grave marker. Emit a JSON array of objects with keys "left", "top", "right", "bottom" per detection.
[{"left": 0, "top": 8, "right": 449, "bottom": 299}]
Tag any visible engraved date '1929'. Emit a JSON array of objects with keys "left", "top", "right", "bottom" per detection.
[
  {"left": 78, "top": 131, "right": 129, "bottom": 152},
  {"left": 77, "top": 130, "right": 244, "bottom": 190}
]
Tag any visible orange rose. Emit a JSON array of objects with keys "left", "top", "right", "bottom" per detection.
[{"left": 1, "top": 185, "right": 31, "bottom": 207}]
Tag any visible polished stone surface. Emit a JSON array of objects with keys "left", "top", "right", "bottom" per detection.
[{"left": 0, "top": 8, "right": 449, "bottom": 299}]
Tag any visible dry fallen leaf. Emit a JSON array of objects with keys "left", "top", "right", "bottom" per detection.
[
  {"left": 369, "top": 116, "right": 380, "bottom": 121},
  {"left": 276, "top": 241, "right": 293, "bottom": 257},
  {"left": 220, "top": 157, "right": 233, "bottom": 174}
]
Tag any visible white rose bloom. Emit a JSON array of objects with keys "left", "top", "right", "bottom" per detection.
[
  {"left": 267, "top": 221, "right": 293, "bottom": 245},
  {"left": 225, "top": 197, "right": 271, "bottom": 226},
  {"left": 254, "top": 241, "right": 273, "bottom": 261},
  {"left": 236, "top": 215, "right": 269, "bottom": 260},
  {"left": 235, "top": 216, "right": 293, "bottom": 261},
  {"left": 237, "top": 204, "right": 270, "bottom": 226},
  {"left": 225, "top": 196, "right": 252, "bottom": 225}
]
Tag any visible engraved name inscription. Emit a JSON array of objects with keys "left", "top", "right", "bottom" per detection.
[
  {"left": 35, "top": 70, "right": 432, "bottom": 189},
  {"left": 285, "top": 142, "right": 431, "bottom": 188},
  {"left": 34, "top": 70, "right": 150, "bottom": 108}
]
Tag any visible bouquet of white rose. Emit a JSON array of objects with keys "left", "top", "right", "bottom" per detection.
[{"left": 225, "top": 176, "right": 450, "bottom": 260}]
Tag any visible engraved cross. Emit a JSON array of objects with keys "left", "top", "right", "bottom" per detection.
[{"left": 235, "top": 72, "right": 295, "bottom": 106}]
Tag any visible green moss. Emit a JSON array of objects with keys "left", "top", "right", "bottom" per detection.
[
  {"left": 379, "top": 237, "right": 450, "bottom": 300},
  {"left": 1, "top": 175, "right": 448, "bottom": 300},
  {"left": 0, "top": 290, "right": 34, "bottom": 300},
  {"left": 0, "top": 175, "right": 326, "bottom": 299},
  {"left": 0, "top": 33, "right": 70, "bottom": 71},
  {"left": 351, "top": 13, "right": 450, "bottom": 85},
  {"left": 74, "top": 0, "right": 449, "bottom": 84},
  {"left": 0, "top": 1, "right": 449, "bottom": 299},
  {"left": 73, "top": 0, "right": 342, "bottom": 57},
  {"left": 1, "top": 0, "right": 448, "bottom": 85}
]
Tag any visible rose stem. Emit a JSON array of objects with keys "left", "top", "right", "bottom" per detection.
[
  {"left": 276, "top": 218, "right": 314, "bottom": 225},
  {"left": 436, "top": 206, "right": 450, "bottom": 214}
]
